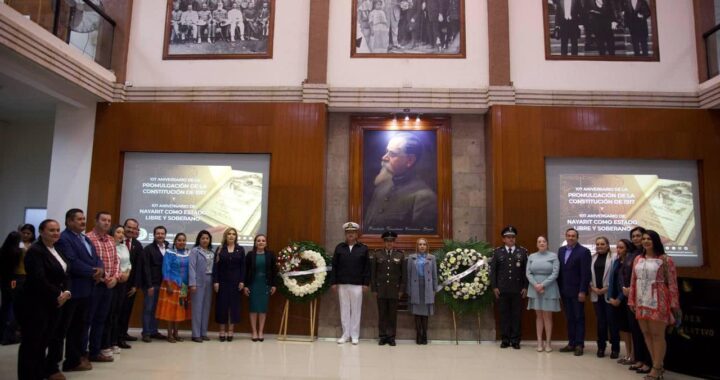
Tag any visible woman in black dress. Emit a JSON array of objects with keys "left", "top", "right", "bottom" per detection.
[{"left": 213, "top": 227, "right": 245, "bottom": 342}]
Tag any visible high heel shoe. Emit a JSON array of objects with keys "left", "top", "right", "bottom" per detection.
[
  {"left": 219, "top": 334, "right": 226, "bottom": 342},
  {"left": 227, "top": 334, "right": 234, "bottom": 342},
  {"left": 545, "top": 341, "right": 553, "bottom": 352},
  {"left": 644, "top": 367, "right": 664, "bottom": 380},
  {"left": 537, "top": 342, "right": 544, "bottom": 352}
]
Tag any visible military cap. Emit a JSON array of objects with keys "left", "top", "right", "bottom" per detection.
[
  {"left": 381, "top": 230, "right": 398, "bottom": 241},
  {"left": 501, "top": 225, "right": 518, "bottom": 237},
  {"left": 343, "top": 222, "right": 360, "bottom": 231}
]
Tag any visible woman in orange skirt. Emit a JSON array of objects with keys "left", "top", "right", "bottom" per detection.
[{"left": 156, "top": 233, "right": 191, "bottom": 342}]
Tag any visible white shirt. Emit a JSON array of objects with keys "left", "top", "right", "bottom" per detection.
[
  {"left": 48, "top": 246, "right": 67, "bottom": 272},
  {"left": 158, "top": 243, "right": 166, "bottom": 256},
  {"left": 563, "top": 0, "right": 572, "bottom": 19},
  {"left": 631, "top": 0, "right": 638, "bottom": 9},
  {"left": 228, "top": 8, "right": 243, "bottom": 23},
  {"left": 505, "top": 245, "right": 515, "bottom": 254}
]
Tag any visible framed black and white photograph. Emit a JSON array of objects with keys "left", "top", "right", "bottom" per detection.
[
  {"left": 543, "top": 0, "right": 659, "bottom": 61},
  {"left": 163, "top": 0, "right": 275, "bottom": 60},
  {"left": 351, "top": 0, "right": 466, "bottom": 58}
]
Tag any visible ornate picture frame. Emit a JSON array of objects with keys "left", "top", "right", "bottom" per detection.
[{"left": 349, "top": 116, "right": 452, "bottom": 249}]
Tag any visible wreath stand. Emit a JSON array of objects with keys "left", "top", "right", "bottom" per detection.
[
  {"left": 450, "top": 311, "right": 485, "bottom": 345},
  {"left": 276, "top": 298, "right": 318, "bottom": 342}
]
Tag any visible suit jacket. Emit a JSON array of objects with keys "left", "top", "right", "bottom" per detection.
[
  {"left": 245, "top": 250, "right": 277, "bottom": 288},
  {"left": 406, "top": 253, "right": 438, "bottom": 305},
  {"left": 623, "top": 0, "right": 650, "bottom": 28},
  {"left": 363, "top": 170, "right": 437, "bottom": 233},
  {"left": 55, "top": 229, "right": 102, "bottom": 298},
  {"left": 126, "top": 238, "right": 144, "bottom": 289},
  {"left": 490, "top": 245, "right": 529, "bottom": 294},
  {"left": 590, "top": 252, "right": 616, "bottom": 302},
  {"left": 22, "top": 241, "right": 70, "bottom": 310},
  {"left": 558, "top": 243, "right": 592, "bottom": 298},
  {"left": 554, "top": 0, "right": 583, "bottom": 25},
  {"left": 188, "top": 246, "right": 214, "bottom": 288},
  {"left": 370, "top": 248, "right": 405, "bottom": 299},
  {"left": 142, "top": 241, "right": 167, "bottom": 289},
  {"left": 330, "top": 242, "right": 370, "bottom": 286}
]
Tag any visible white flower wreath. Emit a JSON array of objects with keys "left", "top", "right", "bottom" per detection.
[
  {"left": 438, "top": 248, "right": 490, "bottom": 300},
  {"left": 281, "top": 250, "right": 328, "bottom": 297}
]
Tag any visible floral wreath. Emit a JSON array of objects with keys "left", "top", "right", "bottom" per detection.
[
  {"left": 435, "top": 239, "right": 494, "bottom": 314},
  {"left": 276, "top": 241, "right": 332, "bottom": 303}
]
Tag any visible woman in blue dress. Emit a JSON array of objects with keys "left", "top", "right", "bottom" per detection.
[
  {"left": 243, "top": 234, "right": 277, "bottom": 342},
  {"left": 526, "top": 235, "right": 560, "bottom": 352}
]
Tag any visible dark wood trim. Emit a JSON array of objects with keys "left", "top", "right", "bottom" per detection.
[
  {"left": 306, "top": 0, "right": 329, "bottom": 84},
  {"left": 350, "top": 0, "right": 466, "bottom": 59},
  {"left": 542, "top": 0, "right": 660, "bottom": 62},
  {"left": 348, "top": 115, "right": 452, "bottom": 250},
  {"left": 488, "top": 0, "right": 510, "bottom": 86},
  {"left": 162, "top": 0, "right": 275, "bottom": 60},
  {"left": 694, "top": 0, "right": 717, "bottom": 83},
  {"left": 104, "top": 0, "right": 133, "bottom": 84}
]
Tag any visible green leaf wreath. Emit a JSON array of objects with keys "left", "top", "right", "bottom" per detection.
[
  {"left": 276, "top": 241, "right": 332, "bottom": 303},
  {"left": 434, "top": 239, "right": 494, "bottom": 315}
]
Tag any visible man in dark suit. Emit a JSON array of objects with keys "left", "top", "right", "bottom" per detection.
[
  {"left": 490, "top": 225, "right": 528, "bottom": 349},
  {"left": 557, "top": 227, "right": 591, "bottom": 356},
  {"left": 117, "top": 218, "right": 144, "bottom": 347},
  {"left": 554, "top": 0, "right": 583, "bottom": 55},
  {"left": 51, "top": 209, "right": 103, "bottom": 373},
  {"left": 141, "top": 226, "right": 168, "bottom": 342},
  {"left": 623, "top": 0, "right": 651, "bottom": 56},
  {"left": 585, "top": 0, "right": 617, "bottom": 56}
]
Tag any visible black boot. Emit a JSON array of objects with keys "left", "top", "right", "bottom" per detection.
[
  {"left": 421, "top": 316, "right": 429, "bottom": 345},
  {"left": 415, "top": 316, "right": 422, "bottom": 345}
]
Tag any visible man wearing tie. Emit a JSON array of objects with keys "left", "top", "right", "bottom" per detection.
[
  {"left": 491, "top": 225, "right": 528, "bottom": 349},
  {"left": 51, "top": 209, "right": 104, "bottom": 373},
  {"left": 623, "top": 0, "right": 651, "bottom": 56},
  {"left": 553, "top": 0, "right": 583, "bottom": 55},
  {"left": 557, "top": 227, "right": 591, "bottom": 356},
  {"left": 370, "top": 231, "right": 405, "bottom": 346}
]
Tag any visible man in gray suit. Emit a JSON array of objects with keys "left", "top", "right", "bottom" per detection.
[{"left": 364, "top": 133, "right": 437, "bottom": 234}]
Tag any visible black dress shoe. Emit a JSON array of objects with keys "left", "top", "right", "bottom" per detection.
[
  {"left": 512, "top": 343, "right": 521, "bottom": 349},
  {"left": 388, "top": 338, "right": 396, "bottom": 346},
  {"left": 123, "top": 335, "right": 138, "bottom": 342},
  {"left": 118, "top": 341, "right": 131, "bottom": 349},
  {"left": 610, "top": 351, "right": 619, "bottom": 359},
  {"left": 597, "top": 350, "right": 605, "bottom": 358},
  {"left": 378, "top": 337, "right": 387, "bottom": 346},
  {"left": 191, "top": 337, "right": 203, "bottom": 343},
  {"left": 500, "top": 341, "right": 510, "bottom": 348},
  {"left": 574, "top": 347, "right": 584, "bottom": 356},
  {"left": 202, "top": 336, "right": 210, "bottom": 341},
  {"left": 150, "top": 332, "right": 167, "bottom": 340},
  {"left": 141, "top": 335, "right": 151, "bottom": 343},
  {"left": 559, "top": 345, "right": 575, "bottom": 352}
]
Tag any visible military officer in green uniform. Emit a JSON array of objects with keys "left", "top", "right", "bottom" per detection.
[
  {"left": 370, "top": 231, "right": 406, "bottom": 346},
  {"left": 490, "top": 225, "right": 529, "bottom": 349}
]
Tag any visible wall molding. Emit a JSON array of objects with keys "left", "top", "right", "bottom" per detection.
[{"left": 699, "top": 79, "right": 720, "bottom": 109}]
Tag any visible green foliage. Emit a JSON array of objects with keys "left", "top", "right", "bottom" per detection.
[
  {"left": 434, "top": 238, "right": 495, "bottom": 315},
  {"left": 276, "top": 241, "right": 332, "bottom": 304}
]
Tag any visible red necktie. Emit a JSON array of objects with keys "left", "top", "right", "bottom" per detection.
[{"left": 126, "top": 239, "right": 131, "bottom": 250}]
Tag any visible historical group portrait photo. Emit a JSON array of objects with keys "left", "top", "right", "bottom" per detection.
[
  {"left": 544, "top": 0, "right": 659, "bottom": 60},
  {"left": 352, "top": 0, "right": 465, "bottom": 57},
  {"left": 163, "top": 0, "right": 274, "bottom": 59}
]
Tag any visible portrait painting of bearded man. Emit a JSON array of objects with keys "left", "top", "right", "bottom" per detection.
[{"left": 362, "top": 131, "right": 438, "bottom": 235}]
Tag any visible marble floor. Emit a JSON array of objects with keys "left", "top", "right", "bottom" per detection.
[{"left": 0, "top": 331, "right": 700, "bottom": 380}]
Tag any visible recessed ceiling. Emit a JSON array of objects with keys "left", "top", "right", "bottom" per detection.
[{"left": 0, "top": 71, "right": 57, "bottom": 125}]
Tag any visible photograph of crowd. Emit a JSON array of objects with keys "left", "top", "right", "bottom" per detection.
[
  {"left": 544, "top": 0, "right": 658, "bottom": 60},
  {"left": 163, "top": 0, "right": 274, "bottom": 59},
  {"left": 352, "top": 0, "right": 465, "bottom": 57}
]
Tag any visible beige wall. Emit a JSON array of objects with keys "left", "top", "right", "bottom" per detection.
[{"left": 319, "top": 113, "right": 494, "bottom": 341}]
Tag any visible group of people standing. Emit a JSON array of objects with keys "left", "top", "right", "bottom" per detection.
[
  {"left": 552, "top": 0, "right": 653, "bottom": 56},
  {"left": 170, "top": 0, "right": 271, "bottom": 44},
  {"left": 0, "top": 208, "right": 278, "bottom": 380},
  {"left": 495, "top": 225, "right": 679, "bottom": 380},
  {"left": 356, "top": 0, "right": 461, "bottom": 53}
]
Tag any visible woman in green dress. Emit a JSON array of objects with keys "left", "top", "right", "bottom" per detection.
[{"left": 244, "top": 234, "right": 277, "bottom": 342}]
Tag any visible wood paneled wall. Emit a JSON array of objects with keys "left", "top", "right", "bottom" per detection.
[
  {"left": 88, "top": 102, "right": 327, "bottom": 335},
  {"left": 486, "top": 105, "right": 720, "bottom": 340}
]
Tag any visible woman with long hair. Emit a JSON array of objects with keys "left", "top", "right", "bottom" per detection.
[
  {"left": 213, "top": 227, "right": 245, "bottom": 341},
  {"left": 406, "top": 238, "right": 438, "bottom": 345},
  {"left": 244, "top": 234, "right": 277, "bottom": 342},
  {"left": 627, "top": 226, "right": 652, "bottom": 373},
  {"left": 607, "top": 239, "right": 635, "bottom": 364},
  {"left": 526, "top": 235, "right": 560, "bottom": 352},
  {"left": 189, "top": 230, "right": 214, "bottom": 343},
  {"left": 629, "top": 230, "right": 680, "bottom": 380},
  {"left": 156, "top": 233, "right": 191, "bottom": 342}
]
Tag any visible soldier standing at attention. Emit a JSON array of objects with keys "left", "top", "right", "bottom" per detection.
[
  {"left": 370, "top": 231, "right": 406, "bottom": 346},
  {"left": 491, "top": 225, "right": 528, "bottom": 349}
]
